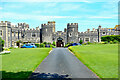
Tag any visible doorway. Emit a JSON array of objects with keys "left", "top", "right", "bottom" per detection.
[{"left": 56, "top": 37, "right": 64, "bottom": 47}]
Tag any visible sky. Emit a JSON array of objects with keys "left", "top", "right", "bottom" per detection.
[{"left": 0, "top": 0, "right": 119, "bottom": 32}]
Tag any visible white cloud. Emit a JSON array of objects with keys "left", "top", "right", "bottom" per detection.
[
  {"left": 0, "top": 12, "right": 81, "bottom": 21},
  {"left": 1, "top": 0, "right": 119, "bottom": 2},
  {"left": 0, "top": 7, "right": 3, "bottom": 10},
  {"left": 89, "top": 16, "right": 117, "bottom": 19}
]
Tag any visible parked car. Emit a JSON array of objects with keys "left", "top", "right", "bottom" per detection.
[
  {"left": 45, "top": 44, "right": 50, "bottom": 47},
  {"left": 21, "top": 44, "right": 37, "bottom": 48},
  {"left": 68, "top": 43, "right": 81, "bottom": 47}
]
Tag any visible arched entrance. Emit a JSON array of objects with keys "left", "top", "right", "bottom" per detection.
[{"left": 56, "top": 37, "right": 64, "bottom": 47}]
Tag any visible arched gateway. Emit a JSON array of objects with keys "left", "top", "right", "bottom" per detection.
[{"left": 56, "top": 37, "right": 64, "bottom": 47}]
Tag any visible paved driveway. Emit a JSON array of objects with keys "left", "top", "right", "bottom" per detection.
[{"left": 29, "top": 48, "right": 100, "bottom": 79}]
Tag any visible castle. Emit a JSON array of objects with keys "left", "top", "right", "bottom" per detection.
[{"left": 0, "top": 21, "right": 119, "bottom": 48}]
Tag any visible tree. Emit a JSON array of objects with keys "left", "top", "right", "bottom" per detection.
[
  {"left": 0, "top": 37, "right": 4, "bottom": 51},
  {"left": 79, "top": 40, "right": 83, "bottom": 44}
]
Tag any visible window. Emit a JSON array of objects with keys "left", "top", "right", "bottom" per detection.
[
  {"left": 76, "top": 33, "right": 78, "bottom": 37},
  {"left": 46, "top": 29, "right": 47, "bottom": 32},
  {"left": 0, "top": 30, "right": 2, "bottom": 36},
  {"left": 69, "top": 33, "right": 72, "bottom": 37},
  {"left": 32, "top": 33, "right": 36, "bottom": 37},
  {"left": 102, "top": 32, "right": 106, "bottom": 35},
  {"left": 85, "top": 38, "right": 90, "bottom": 42},
  {"left": 79, "top": 38, "right": 82, "bottom": 41}
]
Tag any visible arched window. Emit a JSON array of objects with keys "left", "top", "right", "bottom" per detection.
[{"left": 69, "top": 33, "right": 72, "bottom": 37}]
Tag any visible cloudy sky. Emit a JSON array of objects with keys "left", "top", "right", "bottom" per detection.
[{"left": 0, "top": 0, "right": 119, "bottom": 32}]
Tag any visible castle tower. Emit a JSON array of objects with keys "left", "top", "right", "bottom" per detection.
[
  {"left": 0, "top": 21, "right": 12, "bottom": 48},
  {"left": 67, "top": 23, "right": 79, "bottom": 43},
  {"left": 48, "top": 21, "right": 55, "bottom": 32},
  {"left": 41, "top": 21, "right": 55, "bottom": 43}
]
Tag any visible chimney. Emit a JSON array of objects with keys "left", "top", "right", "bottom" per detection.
[
  {"left": 92, "top": 28, "right": 95, "bottom": 31},
  {"left": 87, "top": 29, "right": 90, "bottom": 32},
  {"left": 98, "top": 25, "right": 101, "bottom": 28},
  {"left": 64, "top": 28, "right": 67, "bottom": 32}
]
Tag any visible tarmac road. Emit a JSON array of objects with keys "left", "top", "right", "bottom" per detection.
[{"left": 29, "top": 48, "right": 99, "bottom": 79}]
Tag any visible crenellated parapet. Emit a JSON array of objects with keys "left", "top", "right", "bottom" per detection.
[
  {"left": 0, "top": 21, "right": 11, "bottom": 27},
  {"left": 67, "top": 23, "right": 78, "bottom": 26},
  {"left": 18, "top": 22, "right": 29, "bottom": 29}
]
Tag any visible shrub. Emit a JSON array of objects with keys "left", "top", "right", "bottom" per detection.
[
  {"left": 50, "top": 44, "right": 56, "bottom": 48},
  {"left": 52, "top": 46, "right": 56, "bottom": 48},
  {"left": 104, "top": 41, "right": 108, "bottom": 44},
  {"left": 83, "top": 43, "right": 87, "bottom": 45},
  {"left": 48, "top": 42, "right": 51, "bottom": 45},
  {"left": 110, "top": 41, "right": 113, "bottom": 44},
  {"left": 43, "top": 42, "right": 47, "bottom": 45},
  {"left": 35, "top": 43, "right": 40, "bottom": 47},
  {"left": 101, "top": 35, "right": 120, "bottom": 42},
  {"left": 79, "top": 40, "right": 83, "bottom": 44},
  {"left": 87, "top": 42, "right": 91, "bottom": 44},
  {"left": 113, "top": 40, "right": 118, "bottom": 44},
  {"left": 52, "top": 41, "right": 56, "bottom": 46},
  {"left": 40, "top": 43, "right": 45, "bottom": 48},
  {"left": 4, "top": 48, "right": 10, "bottom": 51},
  {"left": 65, "top": 44, "right": 70, "bottom": 47},
  {"left": 100, "top": 42, "right": 105, "bottom": 44},
  {"left": 0, "top": 37, "right": 4, "bottom": 51},
  {"left": 9, "top": 47, "right": 14, "bottom": 49}
]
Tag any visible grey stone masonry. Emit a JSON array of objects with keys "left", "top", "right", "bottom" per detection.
[{"left": 0, "top": 21, "right": 119, "bottom": 48}]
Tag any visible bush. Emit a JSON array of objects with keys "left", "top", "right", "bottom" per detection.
[
  {"left": 100, "top": 42, "right": 105, "bottom": 44},
  {"left": 104, "top": 41, "right": 108, "bottom": 44},
  {"left": 101, "top": 35, "right": 120, "bottom": 42},
  {"left": 79, "top": 40, "right": 83, "bottom": 44},
  {"left": 43, "top": 42, "right": 47, "bottom": 45},
  {"left": 9, "top": 47, "right": 14, "bottom": 49},
  {"left": 35, "top": 43, "right": 40, "bottom": 47},
  {"left": 40, "top": 43, "right": 45, "bottom": 48},
  {"left": 50, "top": 44, "right": 56, "bottom": 48},
  {"left": 48, "top": 42, "right": 51, "bottom": 45},
  {"left": 52, "top": 41, "right": 56, "bottom": 46},
  {"left": 110, "top": 41, "right": 113, "bottom": 44},
  {"left": 65, "top": 44, "right": 70, "bottom": 47},
  {"left": 0, "top": 37, "right": 4, "bottom": 51},
  {"left": 87, "top": 42, "right": 91, "bottom": 44},
  {"left": 83, "top": 43, "right": 87, "bottom": 45},
  {"left": 113, "top": 40, "right": 118, "bottom": 44}
]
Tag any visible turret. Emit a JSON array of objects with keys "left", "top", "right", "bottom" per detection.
[{"left": 67, "top": 23, "right": 79, "bottom": 43}]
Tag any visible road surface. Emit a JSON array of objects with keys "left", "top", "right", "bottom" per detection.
[{"left": 29, "top": 48, "right": 100, "bottom": 79}]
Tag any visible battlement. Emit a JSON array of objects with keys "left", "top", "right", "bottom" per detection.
[
  {"left": 48, "top": 21, "right": 55, "bottom": 23},
  {"left": 67, "top": 23, "right": 78, "bottom": 26},
  {"left": 0, "top": 21, "right": 11, "bottom": 27},
  {"left": 41, "top": 23, "right": 54, "bottom": 27}
]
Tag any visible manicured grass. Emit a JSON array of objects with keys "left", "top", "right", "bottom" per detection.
[
  {"left": 0, "top": 48, "right": 51, "bottom": 79},
  {"left": 68, "top": 44, "right": 118, "bottom": 78}
]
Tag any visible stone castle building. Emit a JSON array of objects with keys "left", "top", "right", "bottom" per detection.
[{"left": 0, "top": 21, "right": 119, "bottom": 48}]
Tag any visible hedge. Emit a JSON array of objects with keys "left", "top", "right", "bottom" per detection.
[
  {"left": 35, "top": 43, "right": 40, "bottom": 47},
  {"left": 101, "top": 35, "right": 120, "bottom": 42}
]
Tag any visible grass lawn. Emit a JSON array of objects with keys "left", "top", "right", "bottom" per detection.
[
  {"left": 68, "top": 44, "right": 118, "bottom": 78},
  {"left": 0, "top": 48, "right": 51, "bottom": 79}
]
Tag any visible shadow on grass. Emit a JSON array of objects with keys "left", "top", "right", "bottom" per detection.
[
  {"left": 1, "top": 71, "right": 119, "bottom": 80},
  {"left": 1, "top": 71, "right": 71, "bottom": 80}
]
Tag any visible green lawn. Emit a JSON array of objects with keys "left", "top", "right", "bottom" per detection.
[
  {"left": 68, "top": 44, "right": 118, "bottom": 78},
  {"left": 0, "top": 48, "right": 51, "bottom": 79}
]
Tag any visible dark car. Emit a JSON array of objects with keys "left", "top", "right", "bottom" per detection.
[
  {"left": 45, "top": 44, "right": 50, "bottom": 47},
  {"left": 68, "top": 43, "right": 81, "bottom": 47}
]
